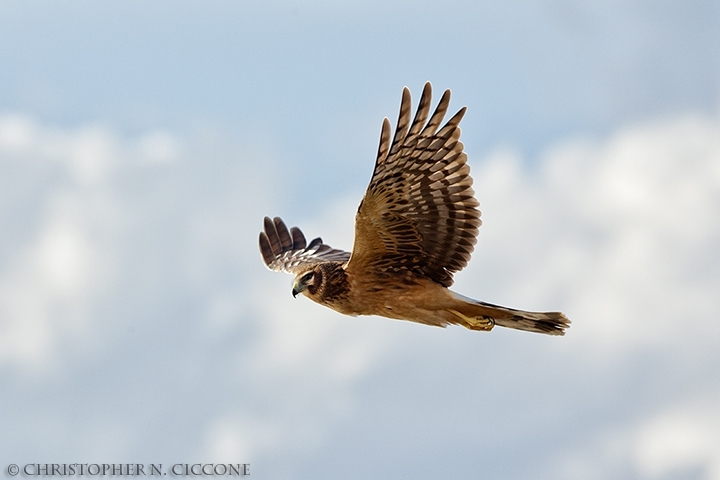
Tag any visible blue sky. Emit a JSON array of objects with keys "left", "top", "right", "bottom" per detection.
[{"left": 1, "top": 1, "right": 720, "bottom": 479}]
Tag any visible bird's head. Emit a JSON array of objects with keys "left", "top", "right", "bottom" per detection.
[{"left": 292, "top": 268, "right": 320, "bottom": 298}]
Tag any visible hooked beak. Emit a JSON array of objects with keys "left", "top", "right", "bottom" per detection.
[{"left": 292, "top": 280, "right": 304, "bottom": 298}]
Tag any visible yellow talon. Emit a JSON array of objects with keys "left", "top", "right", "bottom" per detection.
[{"left": 449, "top": 309, "right": 495, "bottom": 331}]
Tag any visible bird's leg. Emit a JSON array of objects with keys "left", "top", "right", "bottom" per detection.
[{"left": 448, "top": 309, "right": 495, "bottom": 331}]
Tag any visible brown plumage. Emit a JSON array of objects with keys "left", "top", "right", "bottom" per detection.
[{"left": 259, "top": 83, "right": 570, "bottom": 335}]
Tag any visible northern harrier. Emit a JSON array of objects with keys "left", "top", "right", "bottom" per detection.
[{"left": 259, "top": 83, "right": 570, "bottom": 335}]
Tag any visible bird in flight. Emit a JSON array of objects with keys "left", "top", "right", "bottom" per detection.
[{"left": 259, "top": 83, "right": 570, "bottom": 335}]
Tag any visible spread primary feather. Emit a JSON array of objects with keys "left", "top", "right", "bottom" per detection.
[{"left": 258, "top": 82, "right": 570, "bottom": 336}]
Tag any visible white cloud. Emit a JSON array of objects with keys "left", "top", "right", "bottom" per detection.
[
  {"left": 463, "top": 113, "right": 720, "bottom": 479},
  {"left": 0, "top": 117, "right": 122, "bottom": 371},
  {"left": 0, "top": 114, "right": 272, "bottom": 375},
  {"left": 465, "top": 114, "right": 720, "bottom": 356},
  {"left": 1, "top": 111, "right": 719, "bottom": 477},
  {"left": 634, "top": 404, "right": 720, "bottom": 479},
  {"left": 551, "top": 398, "right": 720, "bottom": 480}
]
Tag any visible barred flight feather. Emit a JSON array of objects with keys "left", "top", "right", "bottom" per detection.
[
  {"left": 259, "top": 83, "right": 570, "bottom": 337},
  {"left": 348, "top": 83, "right": 481, "bottom": 287},
  {"left": 259, "top": 217, "right": 350, "bottom": 275}
]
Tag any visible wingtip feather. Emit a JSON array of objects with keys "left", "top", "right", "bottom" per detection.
[{"left": 258, "top": 232, "right": 275, "bottom": 267}]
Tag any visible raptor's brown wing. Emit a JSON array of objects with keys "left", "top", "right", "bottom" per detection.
[
  {"left": 259, "top": 217, "right": 350, "bottom": 275},
  {"left": 345, "top": 83, "right": 481, "bottom": 287}
]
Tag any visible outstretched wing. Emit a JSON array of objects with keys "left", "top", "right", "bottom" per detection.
[
  {"left": 346, "top": 82, "right": 481, "bottom": 287},
  {"left": 259, "top": 216, "right": 350, "bottom": 275}
]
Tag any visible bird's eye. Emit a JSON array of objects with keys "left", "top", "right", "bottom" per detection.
[{"left": 301, "top": 272, "right": 314, "bottom": 283}]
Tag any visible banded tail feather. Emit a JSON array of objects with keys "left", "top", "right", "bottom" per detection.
[{"left": 449, "top": 292, "right": 570, "bottom": 336}]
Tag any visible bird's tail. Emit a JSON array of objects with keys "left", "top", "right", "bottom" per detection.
[{"left": 448, "top": 293, "right": 570, "bottom": 336}]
